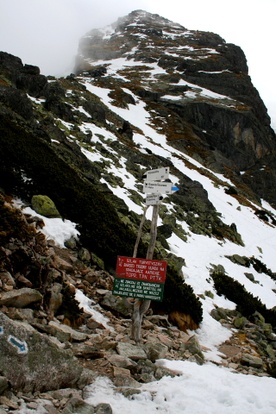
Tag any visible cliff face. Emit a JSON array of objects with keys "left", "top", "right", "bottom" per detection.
[{"left": 75, "top": 9, "right": 276, "bottom": 205}]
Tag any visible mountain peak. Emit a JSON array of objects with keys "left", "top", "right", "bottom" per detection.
[
  {"left": 74, "top": 9, "right": 276, "bottom": 208},
  {"left": 76, "top": 9, "right": 225, "bottom": 67},
  {"left": 115, "top": 9, "right": 186, "bottom": 32}
]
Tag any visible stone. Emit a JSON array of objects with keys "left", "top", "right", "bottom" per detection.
[
  {"left": 48, "top": 321, "right": 88, "bottom": 343},
  {"left": 233, "top": 316, "right": 248, "bottom": 329},
  {"left": 0, "top": 396, "right": 19, "bottom": 409},
  {"left": 180, "top": 335, "right": 205, "bottom": 364},
  {"left": 0, "top": 271, "right": 15, "bottom": 291},
  {"left": 72, "top": 344, "right": 104, "bottom": 359},
  {"left": 31, "top": 195, "right": 61, "bottom": 218},
  {"left": 154, "top": 366, "right": 178, "bottom": 380},
  {"left": 107, "top": 354, "right": 136, "bottom": 369},
  {"left": 61, "top": 397, "right": 95, "bottom": 414},
  {"left": 0, "top": 312, "right": 87, "bottom": 393},
  {"left": 4, "top": 307, "right": 34, "bottom": 322},
  {"left": 86, "top": 317, "right": 105, "bottom": 330},
  {"left": 50, "top": 388, "right": 82, "bottom": 401},
  {"left": 146, "top": 315, "right": 170, "bottom": 327},
  {"left": 116, "top": 342, "right": 147, "bottom": 361},
  {"left": 94, "top": 403, "right": 113, "bottom": 414},
  {"left": 52, "top": 256, "right": 74, "bottom": 273},
  {"left": 144, "top": 341, "right": 168, "bottom": 362},
  {"left": 0, "top": 288, "right": 43, "bottom": 308},
  {"left": 78, "top": 248, "right": 91, "bottom": 263},
  {"left": 100, "top": 292, "right": 132, "bottom": 317},
  {"left": 0, "top": 376, "right": 9, "bottom": 395},
  {"left": 112, "top": 367, "right": 140, "bottom": 388},
  {"left": 48, "top": 283, "right": 63, "bottom": 317},
  {"left": 240, "top": 353, "right": 263, "bottom": 369}
]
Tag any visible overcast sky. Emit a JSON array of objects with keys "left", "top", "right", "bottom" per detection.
[{"left": 0, "top": 0, "right": 275, "bottom": 129}]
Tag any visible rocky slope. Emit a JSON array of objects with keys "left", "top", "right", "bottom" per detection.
[
  {"left": 0, "top": 9, "right": 275, "bottom": 413},
  {"left": 0, "top": 197, "right": 275, "bottom": 413}
]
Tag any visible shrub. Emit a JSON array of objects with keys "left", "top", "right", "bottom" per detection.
[
  {"left": 153, "top": 265, "right": 203, "bottom": 326},
  {"left": 211, "top": 267, "right": 276, "bottom": 329}
]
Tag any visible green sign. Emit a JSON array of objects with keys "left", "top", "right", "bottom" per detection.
[{"left": 113, "top": 278, "right": 165, "bottom": 301}]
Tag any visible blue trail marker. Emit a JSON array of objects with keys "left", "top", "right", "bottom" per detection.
[{"left": 8, "top": 335, "right": 28, "bottom": 354}]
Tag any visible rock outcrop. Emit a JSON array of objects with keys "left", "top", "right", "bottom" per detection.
[{"left": 76, "top": 9, "right": 276, "bottom": 206}]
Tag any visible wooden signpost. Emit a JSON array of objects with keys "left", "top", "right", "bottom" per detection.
[{"left": 113, "top": 167, "right": 179, "bottom": 342}]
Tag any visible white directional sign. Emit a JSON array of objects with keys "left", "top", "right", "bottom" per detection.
[
  {"left": 145, "top": 194, "right": 163, "bottom": 206},
  {"left": 143, "top": 167, "right": 170, "bottom": 182},
  {"left": 143, "top": 181, "right": 179, "bottom": 194}
]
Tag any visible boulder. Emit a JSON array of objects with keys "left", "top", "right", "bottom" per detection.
[
  {"left": 0, "top": 288, "right": 42, "bottom": 308},
  {"left": 144, "top": 341, "right": 168, "bottom": 362},
  {"left": 61, "top": 398, "right": 96, "bottom": 414},
  {"left": 116, "top": 342, "right": 147, "bottom": 361},
  {"left": 31, "top": 195, "right": 61, "bottom": 218},
  {"left": 48, "top": 321, "right": 88, "bottom": 343},
  {"left": 0, "top": 312, "right": 89, "bottom": 393}
]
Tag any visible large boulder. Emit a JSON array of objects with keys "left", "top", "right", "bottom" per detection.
[
  {"left": 0, "top": 312, "right": 90, "bottom": 393},
  {"left": 31, "top": 194, "right": 61, "bottom": 218}
]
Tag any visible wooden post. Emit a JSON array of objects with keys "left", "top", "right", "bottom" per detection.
[
  {"left": 131, "top": 204, "right": 160, "bottom": 343},
  {"left": 133, "top": 205, "right": 149, "bottom": 259}
]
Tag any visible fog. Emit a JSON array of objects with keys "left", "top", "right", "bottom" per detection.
[
  {"left": 0, "top": 0, "right": 148, "bottom": 76},
  {"left": 0, "top": 0, "right": 275, "bottom": 128}
]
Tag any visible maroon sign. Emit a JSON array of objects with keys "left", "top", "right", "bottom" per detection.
[
  {"left": 114, "top": 256, "right": 167, "bottom": 301},
  {"left": 116, "top": 256, "right": 167, "bottom": 283}
]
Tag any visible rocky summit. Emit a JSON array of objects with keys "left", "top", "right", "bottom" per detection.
[
  {"left": 76, "top": 9, "right": 276, "bottom": 206},
  {"left": 0, "top": 9, "right": 275, "bottom": 413}
]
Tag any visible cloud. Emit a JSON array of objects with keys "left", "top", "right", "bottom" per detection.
[{"left": 0, "top": 0, "right": 148, "bottom": 75}]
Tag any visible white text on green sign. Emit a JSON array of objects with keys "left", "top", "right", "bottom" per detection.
[{"left": 113, "top": 279, "right": 165, "bottom": 301}]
